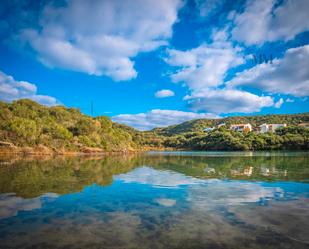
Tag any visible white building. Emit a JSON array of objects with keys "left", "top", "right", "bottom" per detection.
[
  {"left": 204, "top": 127, "right": 215, "bottom": 132},
  {"left": 230, "top": 123, "right": 252, "bottom": 132},
  {"left": 259, "top": 123, "right": 287, "bottom": 133},
  {"left": 259, "top": 124, "right": 269, "bottom": 133}
]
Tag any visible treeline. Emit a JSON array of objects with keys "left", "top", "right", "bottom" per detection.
[{"left": 159, "top": 126, "right": 309, "bottom": 151}]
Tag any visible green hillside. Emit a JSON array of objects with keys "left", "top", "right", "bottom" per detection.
[
  {"left": 0, "top": 99, "right": 141, "bottom": 153},
  {"left": 0, "top": 99, "right": 308, "bottom": 153},
  {"left": 146, "top": 113, "right": 309, "bottom": 151},
  {"left": 153, "top": 113, "right": 309, "bottom": 135}
]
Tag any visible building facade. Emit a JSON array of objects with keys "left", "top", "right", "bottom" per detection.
[
  {"left": 230, "top": 123, "right": 252, "bottom": 132},
  {"left": 259, "top": 123, "right": 287, "bottom": 133}
]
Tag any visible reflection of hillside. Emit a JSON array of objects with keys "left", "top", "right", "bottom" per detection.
[
  {"left": 0, "top": 153, "right": 308, "bottom": 198},
  {"left": 0, "top": 155, "right": 141, "bottom": 198},
  {"left": 142, "top": 155, "right": 309, "bottom": 182}
]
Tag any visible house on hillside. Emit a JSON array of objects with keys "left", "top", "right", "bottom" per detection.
[
  {"left": 230, "top": 123, "right": 252, "bottom": 132},
  {"left": 204, "top": 127, "right": 214, "bottom": 132},
  {"left": 204, "top": 123, "right": 227, "bottom": 132},
  {"left": 298, "top": 122, "right": 309, "bottom": 128},
  {"left": 259, "top": 123, "right": 287, "bottom": 133}
]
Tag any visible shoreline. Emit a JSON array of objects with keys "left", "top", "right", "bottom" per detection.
[
  {"left": 1, "top": 145, "right": 308, "bottom": 156},
  {"left": 0, "top": 146, "right": 144, "bottom": 156},
  {"left": 0, "top": 145, "right": 177, "bottom": 156}
]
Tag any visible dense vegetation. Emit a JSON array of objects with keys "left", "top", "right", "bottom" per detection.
[
  {"left": 0, "top": 99, "right": 308, "bottom": 152},
  {"left": 0, "top": 99, "right": 141, "bottom": 152},
  {"left": 152, "top": 113, "right": 309, "bottom": 135},
  {"left": 144, "top": 113, "right": 309, "bottom": 151},
  {"left": 158, "top": 126, "right": 309, "bottom": 151}
]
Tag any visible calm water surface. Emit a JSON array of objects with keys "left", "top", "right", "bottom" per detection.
[{"left": 0, "top": 152, "right": 309, "bottom": 249}]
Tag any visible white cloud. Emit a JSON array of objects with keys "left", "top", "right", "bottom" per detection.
[
  {"left": 165, "top": 32, "right": 244, "bottom": 90},
  {"left": 155, "top": 89, "right": 175, "bottom": 98},
  {"left": 0, "top": 70, "right": 59, "bottom": 106},
  {"left": 185, "top": 89, "right": 274, "bottom": 113},
  {"left": 195, "top": 0, "right": 226, "bottom": 17},
  {"left": 164, "top": 28, "right": 280, "bottom": 115},
  {"left": 227, "top": 45, "right": 309, "bottom": 97},
  {"left": 232, "top": 0, "right": 309, "bottom": 45},
  {"left": 112, "top": 109, "right": 219, "bottom": 130},
  {"left": 274, "top": 98, "right": 284, "bottom": 108},
  {"left": 20, "top": 0, "right": 182, "bottom": 81}
]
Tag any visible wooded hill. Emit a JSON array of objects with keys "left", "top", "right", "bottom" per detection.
[
  {"left": 143, "top": 112, "right": 309, "bottom": 151},
  {"left": 152, "top": 113, "right": 309, "bottom": 136},
  {"left": 0, "top": 99, "right": 141, "bottom": 153},
  {"left": 0, "top": 99, "right": 309, "bottom": 153}
]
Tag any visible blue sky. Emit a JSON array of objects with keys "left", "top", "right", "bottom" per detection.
[{"left": 0, "top": 0, "right": 308, "bottom": 130}]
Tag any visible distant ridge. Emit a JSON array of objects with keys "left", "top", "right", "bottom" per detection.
[{"left": 152, "top": 113, "right": 309, "bottom": 135}]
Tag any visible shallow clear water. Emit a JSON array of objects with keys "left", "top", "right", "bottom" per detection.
[{"left": 0, "top": 152, "right": 309, "bottom": 249}]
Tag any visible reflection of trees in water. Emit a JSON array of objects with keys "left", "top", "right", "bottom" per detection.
[
  {"left": 0, "top": 155, "right": 141, "bottom": 198},
  {"left": 142, "top": 154, "right": 309, "bottom": 182},
  {"left": 0, "top": 154, "right": 308, "bottom": 198}
]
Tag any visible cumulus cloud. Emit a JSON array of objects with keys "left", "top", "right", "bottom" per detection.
[
  {"left": 185, "top": 89, "right": 274, "bottom": 113},
  {"left": 164, "top": 28, "right": 280, "bottom": 114},
  {"left": 112, "top": 109, "right": 219, "bottom": 130},
  {"left": 231, "top": 0, "right": 309, "bottom": 45},
  {"left": 195, "top": 0, "right": 226, "bottom": 17},
  {"left": 227, "top": 45, "right": 309, "bottom": 97},
  {"left": 19, "top": 0, "right": 182, "bottom": 80},
  {"left": 165, "top": 31, "right": 244, "bottom": 90},
  {"left": 0, "top": 70, "right": 59, "bottom": 106},
  {"left": 155, "top": 89, "right": 175, "bottom": 98}
]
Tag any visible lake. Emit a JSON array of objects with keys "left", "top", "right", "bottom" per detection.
[{"left": 0, "top": 152, "right": 309, "bottom": 249}]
